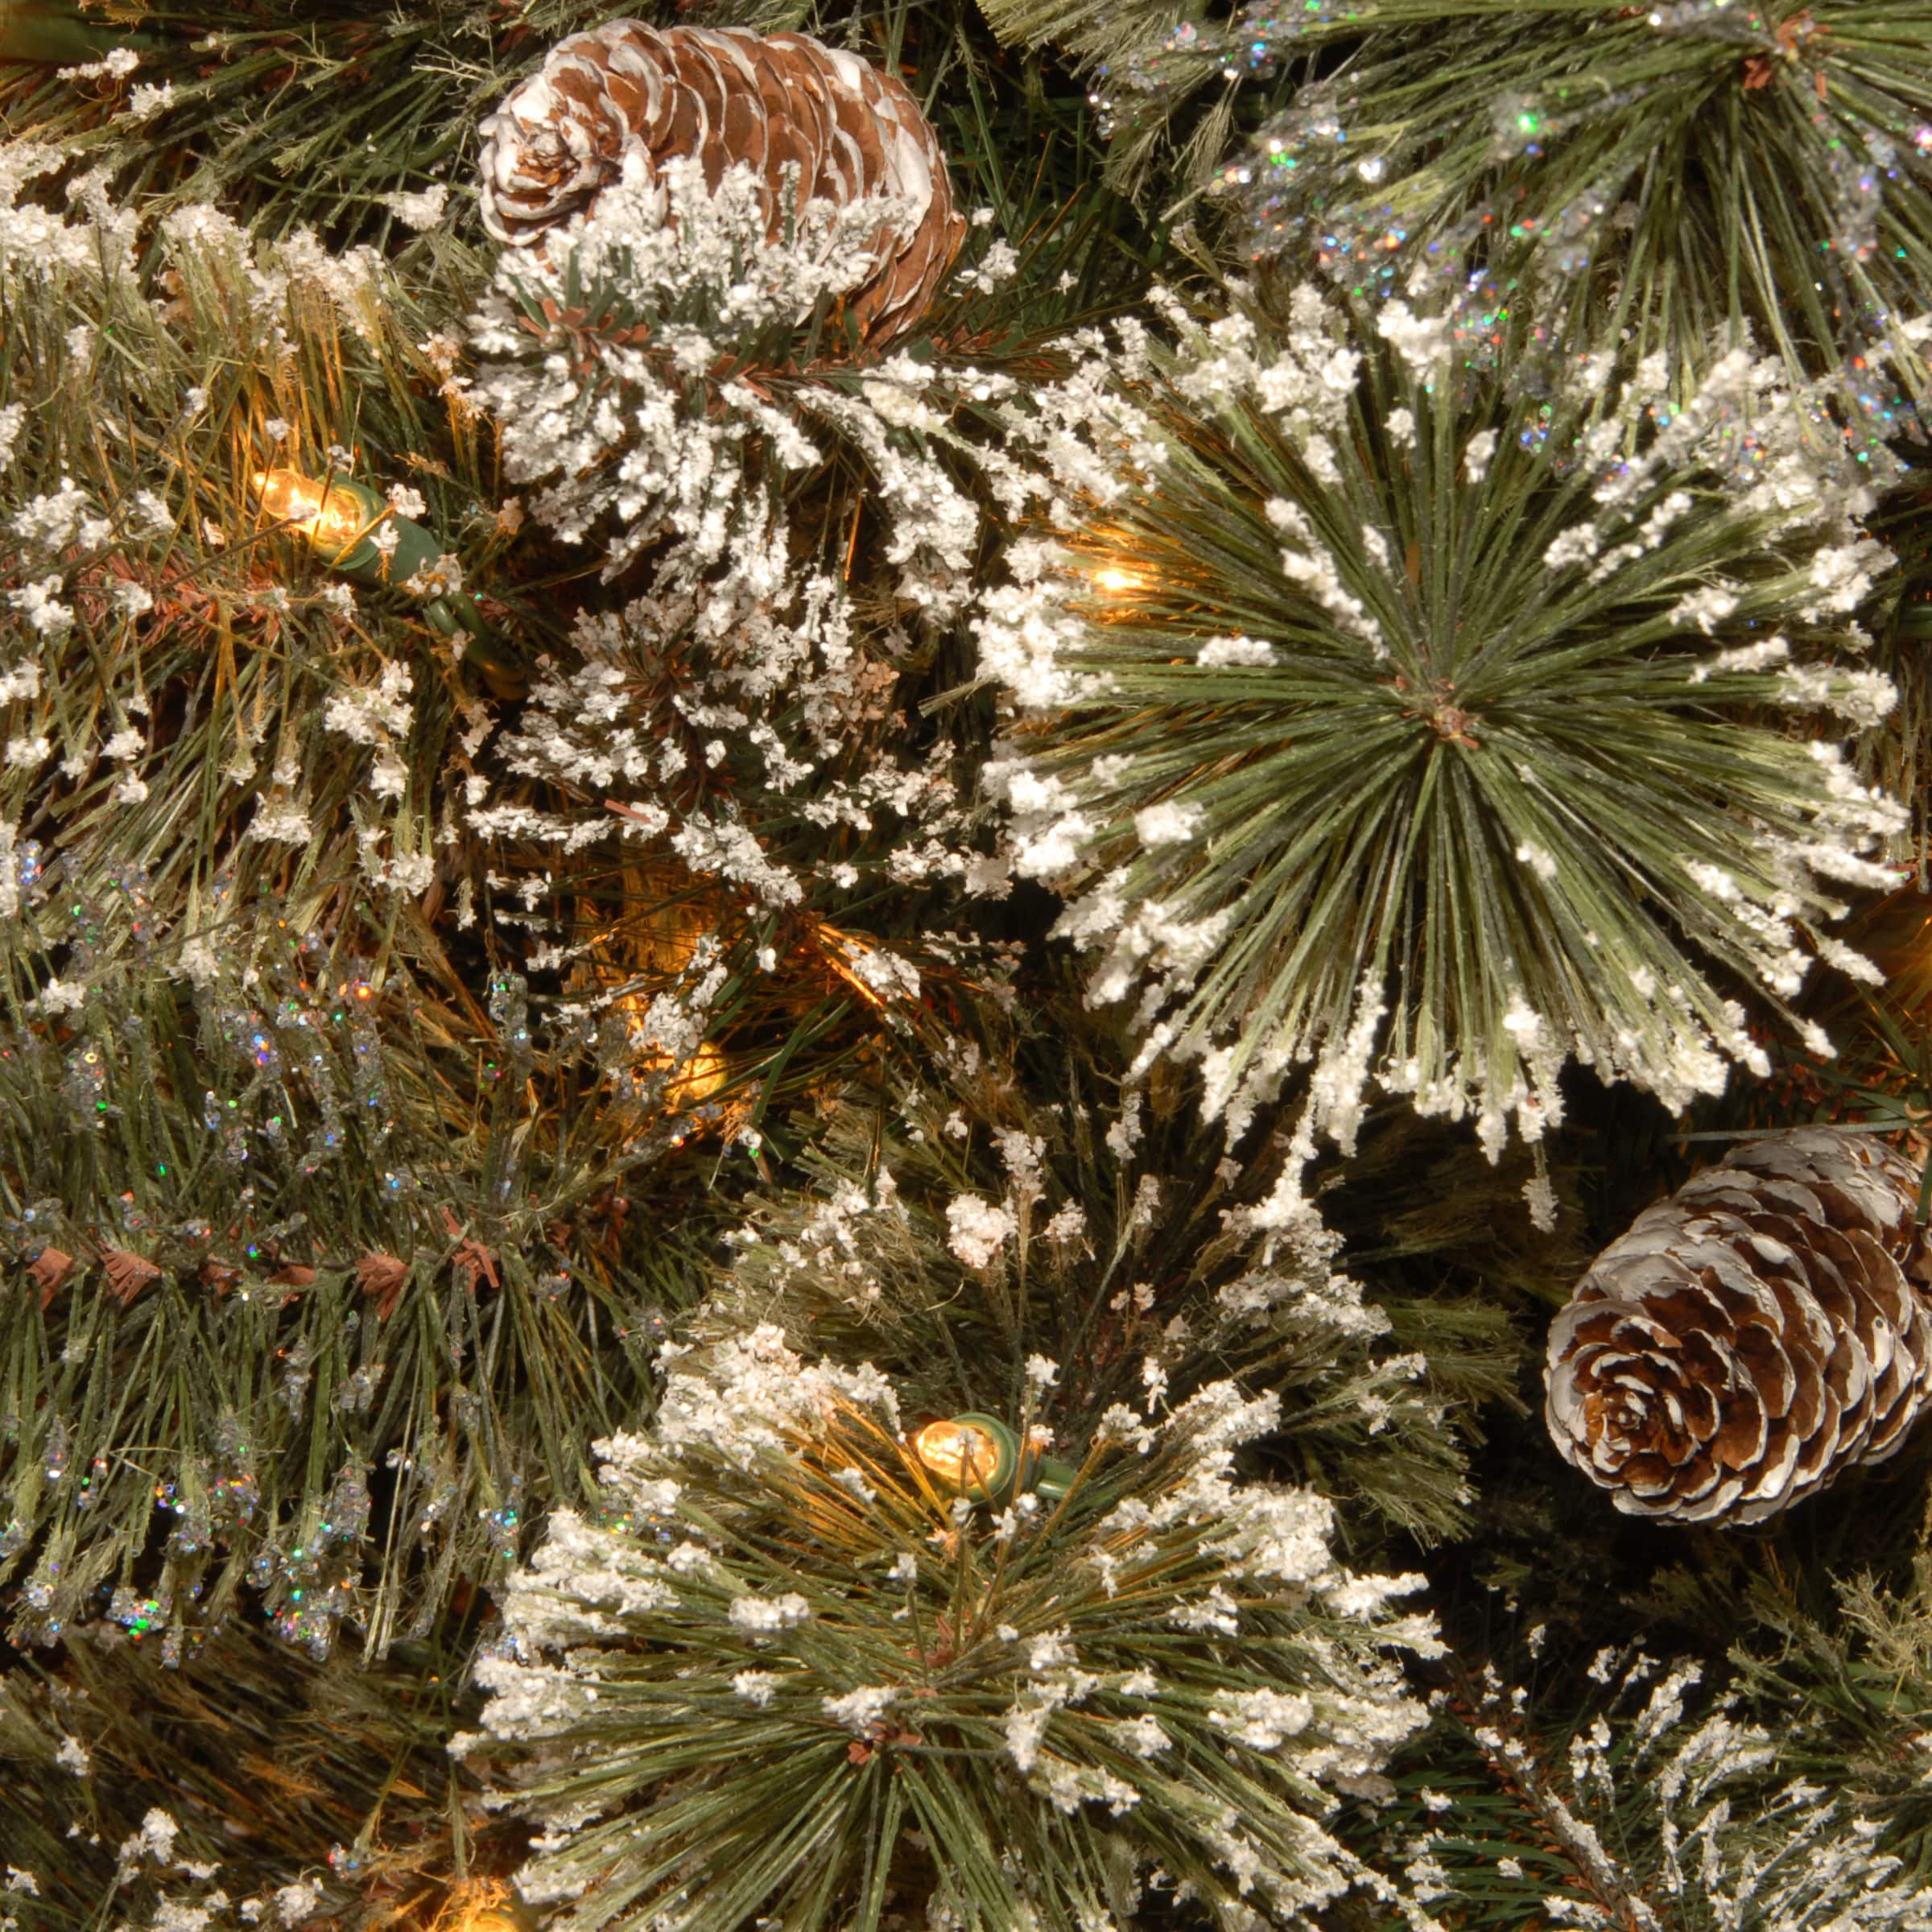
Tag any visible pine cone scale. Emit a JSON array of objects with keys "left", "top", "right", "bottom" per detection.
[
  {"left": 1548, "top": 1130, "right": 1932, "bottom": 1524},
  {"left": 692, "top": 41, "right": 741, "bottom": 163},
  {"left": 721, "top": 89, "right": 764, "bottom": 173},
  {"left": 1732, "top": 1317, "right": 1795, "bottom": 1417},
  {"left": 666, "top": 81, "right": 709, "bottom": 179},
  {"left": 598, "top": 68, "right": 656, "bottom": 147}
]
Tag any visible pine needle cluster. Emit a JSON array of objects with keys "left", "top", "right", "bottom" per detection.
[
  {"left": 0, "top": 1619, "right": 469, "bottom": 1932},
  {"left": 464, "top": 1327, "right": 1441, "bottom": 1932},
  {"left": 0, "top": 925, "right": 720, "bottom": 1661},
  {"left": 464, "top": 152, "right": 973, "bottom": 585},
  {"left": 0, "top": 72, "right": 1058, "bottom": 1661},
  {"left": 0, "top": 0, "right": 1180, "bottom": 1706},
  {"left": 1370, "top": 1644, "right": 1932, "bottom": 1930},
  {"left": 1716, "top": 1546, "right": 1932, "bottom": 1879},
  {"left": 1212, "top": 1, "right": 1932, "bottom": 408},
  {"left": 985, "top": 0, "right": 1932, "bottom": 415},
  {"left": 704, "top": 1014, "right": 1521, "bottom": 1545},
  {"left": 984, "top": 279, "right": 1905, "bottom": 1151},
  {"left": 0, "top": 142, "right": 551, "bottom": 1005},
  {"left": 0, "top": 149, "right": 748, "bottom": 1657}
]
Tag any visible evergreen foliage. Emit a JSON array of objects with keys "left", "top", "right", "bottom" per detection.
[
  {"left": 0, "top": 137, "right": 728, "bottom": 1657},
  {"left": 1368, "top": 1643, "right": 1932, "bottom": 1930},
  {"left": 0, "top": 932, "right": 712, "bottom": 1660},
  {"left": 1212, "top": 2, "right": 1932, "bottom": 406},
  {"left": 464, "top": 1328, "right": 1439, "bottom": 1932},
  {"left": 2, "top": 0, "right": 1932, "bottom": 1927},
  {"left": 0, "top": 3, "right": 1132, "bottom": 1665},
  {"left": 703, "top": 1017, "right": 1521, "bottom": 1546},
  {"left": 985, "top": 280, "right": 1902, "bottom": 1150},
  {"left": 982, "top": 0, "right": 1932, "bottom": 413},
  {"left": 0, "top": 1619, "right": 468, "bottom": 1932},
  {"left": 1724, "top": 1548, "right": 1932, "bottom": 1880}
]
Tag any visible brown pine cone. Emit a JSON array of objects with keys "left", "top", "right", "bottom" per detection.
[
  {"left": 477, "top": 22, "right": 964, "bottom": 344},
  {"left": 1545, "top": 1129, "right": 1932, "bottom": 1525}
]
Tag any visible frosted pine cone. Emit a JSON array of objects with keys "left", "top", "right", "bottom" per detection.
[
  {"left": 477, "top": 22, "right": 964, "bottom": 344},
  {"left": 1546, "top": 1129, "right": 1932, "bottom": 1525}
]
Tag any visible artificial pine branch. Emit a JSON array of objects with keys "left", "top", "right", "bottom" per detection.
[
  {"left": 1204, "top": 2, "right": 1932, "bottom": 407},
  {"left": 1864, "top": 485, "right": 1932, "bottom": 872},
  {"left": 464, "top": 1328, "right": 1439, "bottom": 1932},
  {"left": 1715, "top": 1538, "right": 1932, "bottom": 1880},
  {"left": 0, "top": 89, "right": 1121, "bottom": 1657},
  {"left": 0, "top": 1616, "right": 481, "bottom": 1932},
  {"left": 704, "top": 1001, "right": 1521, "bottom": 1549},
  {"left": 984, "top": 276, "right": 1904, "bottom": 1151},
  {"left": 1366, "top": 1641, "right": 1932, "bottom": 1930},
  {"left": 0, "top": 928, "right": 720, "bottom": 1658},
  {"left": 0, "top": 2, "right": 797, "bottom": 244}
]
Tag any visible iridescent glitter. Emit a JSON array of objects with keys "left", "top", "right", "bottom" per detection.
[
  {"left": 1203, "top": 2, "right": 1932, "bottom": 433},
  {"left": 1090, "top": 1, "right": 1351, "bottom": 141}
]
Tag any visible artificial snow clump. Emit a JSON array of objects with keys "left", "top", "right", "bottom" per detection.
[
  {"left": 481, "top": 571, "right": 985, "bottom": 1108},
  {"left": 945, "top": 1193, "right": 1016, "bottom": 1269},
  {"left": 463, "top": 151, "right": 983, "bottom": 604}
]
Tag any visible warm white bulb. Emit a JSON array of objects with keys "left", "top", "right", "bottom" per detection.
[
  {"left": 253, "top": 468, "right": 321, "bottom": 522},
  {"left": 912, "top": 1419, "right": 999, "bottom": 1490},
  {"left": 452, "top": 1897, "right": 525, "bottom": 1932},
  {"left": 254, "top": 467, "right": 377, "bottom": 555}
]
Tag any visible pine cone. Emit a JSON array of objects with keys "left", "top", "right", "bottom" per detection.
[
  {"left": 1545, "top": 1129, "right": 1932, "bottom": 1525},
  {"left": 477, "top": 22, "right": 964, "bottom": 344}
]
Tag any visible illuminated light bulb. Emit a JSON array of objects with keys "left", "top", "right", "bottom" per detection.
[
  {"left": 615, "top": 980, "right": 732, "bottom": 1121},
  {"left": 444, "top": 1881, "right": 533, "bottom": 1932},
  {"left": 253, "top": 467, "right": 385, "bottom": 564},
  {"left": 908, "top": 1413, "right": 1080, "bottom": 1505},
  {"left": 252, "top": 464, "right": 510, "bottom": 677},
  {"left": 911, "top": 1418, "right": 1005, "bottom": 1494},
  {"left": 664, "top": 1039, "right": 729, "bottom": 1109}
]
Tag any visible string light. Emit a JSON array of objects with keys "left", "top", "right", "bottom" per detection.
[
  {"left": 908, "top": 1413, "right": 1076, "bottom": 1503},
  {"left": 665, "top": 1039, "right": 729, "bottom": 1108},
  {"left": 910, "top": 1417, "right": 1006, "bottom": 1496},
  {"left": 253, "top": 467, "right": 398, "bottom": 576},
  {"left": 251, "top": 464, "right": 492, "bottom": 650},
  {"left": 658, "top": 1042, "right": 735, "bottom": 1146},
  {"left": 442, "top": 1880, "right": 531, "bottom": 1932}
]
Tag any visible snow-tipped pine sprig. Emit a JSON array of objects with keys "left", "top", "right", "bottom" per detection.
[
  {"left": 707, "top": 1023, "right": 1519, "bottom": 1546},
  {"left": 464, "top": 152, "right": 982, "bottom": 600},
  {"left": 1219, "top": 0, "right": 1932, "bottom": 413},
  {"left": 1379, "top": 1646, "right": 1932, "bottom": 1932},
  {"left": 984, "top": 285, "right": 1905, "bottom": 1154},
  {"left": 462, "top": 1327, "right": 1435, "bottom": 1932}
]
